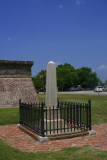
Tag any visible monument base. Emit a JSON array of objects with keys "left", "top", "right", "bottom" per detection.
[
  {"left": 44, "top": 119, "right": 82, "bottom": 136},
  {"left": 44, "top": 119, "right": 65, "bottom": 136},
  {"left": 19, "top": 124, "right": 89, "bottom": 143}
]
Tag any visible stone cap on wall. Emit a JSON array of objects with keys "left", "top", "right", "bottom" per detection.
[
  {"left": 0, "top": 60, "right": 34, "bottom": 78},
  {"left": 0, "top": 60, "right": 34, "bottom": 66}
]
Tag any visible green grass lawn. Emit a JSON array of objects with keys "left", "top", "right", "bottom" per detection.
[
  {"left": 0, "top": 94, "right": 107, "bottom": 125},
  {"left": 0, "top": 108, "right": 19, "bottom": 125},
  {"left": 39, "top": 94, "right": 107, "bottom": 125},
  {"left": 0, "top": 138, "right": 107, "bottom": 160},
  {"left": 0, "top": 94, "right": 107, "bottom": 160}
]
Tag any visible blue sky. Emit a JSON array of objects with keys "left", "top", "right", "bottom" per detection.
[{"left": 0, "top": 0, "right": 107, "bottom": 82}]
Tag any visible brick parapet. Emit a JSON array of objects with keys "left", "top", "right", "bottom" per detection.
[
  {"left": 0, "top": 78, "right": 39, "bottom": 108},
  {"left": 0, "top": 60, "right": 33, "bottom": 77},
  {"left": 0, "top": 60, "right": 39, "bottom": 108}
]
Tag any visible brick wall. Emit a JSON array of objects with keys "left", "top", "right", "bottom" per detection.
[{"left": 0, "top": 60, "right": 39, "bottom": 108}]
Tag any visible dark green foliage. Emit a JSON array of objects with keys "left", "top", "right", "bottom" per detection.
[
  {"left": 57, "top": 63, "right": 78, "bottom": 90},
  {"left": 32, "top": 63, "right": 100, "bottom": 90},
  {"left": 32, "top": 70, "right": 46, "bottom": 91},
  {"left": 77, "top": 67, "right": 99, "bottom": 89}
]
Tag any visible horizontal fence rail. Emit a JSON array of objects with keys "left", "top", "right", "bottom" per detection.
[{"left": 19, "top": 100, "right": 91, "bottom": 137}]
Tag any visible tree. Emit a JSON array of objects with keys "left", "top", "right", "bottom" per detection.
[
  {"left": 57, "top": 63, "right": 77, "bottom": 90},
  {"left": 98, "top": 79, "right": 103, "bottom": 86},
  {"left": 77, "top": 67, "right": 99, "bottom": 89},
  {"left": 104, "top": 80, "right": 107, "bottom": 85},
  {"left": 32, "top": 70, "right": 46, "bottom": 93},
  {"left": 32, "top": 63, "right": 101, "bottom": 91},
  {"left": 39, "top": 70, "right": 46, "bottom": 93}
]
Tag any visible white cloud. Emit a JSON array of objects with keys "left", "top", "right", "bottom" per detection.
[
  {"left": 8, "top": 37, "right": 11, "bottom": 40},
  {"left": 57, "top": 4, "right": 63, "bottom": 9},
  {"left": 76, "top": 0, "right": 81, "bottom": 5},
  {"left": 76, "top": 0, "right": 85, "bottom": 5},
  {"left": 98, "top": 65, "right": 107, "bottom": 70}
]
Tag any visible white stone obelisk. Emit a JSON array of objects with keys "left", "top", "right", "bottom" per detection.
[
  {"left": 46, "top": 61, "right": 57, "bottom": 108},
  {"left": 44, "top": 61, "right": 64, "bottom": 135}
]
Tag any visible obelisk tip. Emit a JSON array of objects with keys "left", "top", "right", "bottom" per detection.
[{"left": 48, "top": 61, "right": 55, "bottom": 64}]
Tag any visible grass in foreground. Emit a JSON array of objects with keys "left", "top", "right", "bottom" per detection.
[
  {"left": 0, "top": 94, "right": 107, "bottom": 160},
  {"left": 0, "top": 138, "right": 107, "bottom": 160},
  {"left": 0, "top": 108, "right": 19, "bottom": 125},
  {"left": 0, "top": 94, "right": 107, "bottom": 125},
  {"left": 39, "top": 94, "right": 107, "bottom": 125}
]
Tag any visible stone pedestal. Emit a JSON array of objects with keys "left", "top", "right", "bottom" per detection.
[
  {"left": 44, "top": 118, "right": 64, "bottom": 136},
  {"left": 44, "top": 108, "right": 65, "bottom": 135}
]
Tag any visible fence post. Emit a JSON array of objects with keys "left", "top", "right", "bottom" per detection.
[
  {"left": 76, "top": 103, "right": 79, "bottom": 128},
  {"left": 57, "top": 98, "right": 59, "bottom": 108},
  {"left": 86, "top": 104, "right": 88, "bottom": 129},
  {"left": 41, "top": 102, "right": 44, "bottom": 137},
  {"left": 88, "top": 99, "right": 91, "bottom": 130},
  {"left": 19, "top": 99, "right": 21, "bottom": 124},
  {"left": 73, "top": 103, "right": 75, "bottom": 131}
]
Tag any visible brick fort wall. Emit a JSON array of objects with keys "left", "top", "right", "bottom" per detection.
[{"left": 0, "top": 60, "right": 39, "bottom": 108}]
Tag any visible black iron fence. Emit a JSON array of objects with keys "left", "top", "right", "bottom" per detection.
[{"left": 19, "top": 100, "right": 91, "bottom": 137}]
